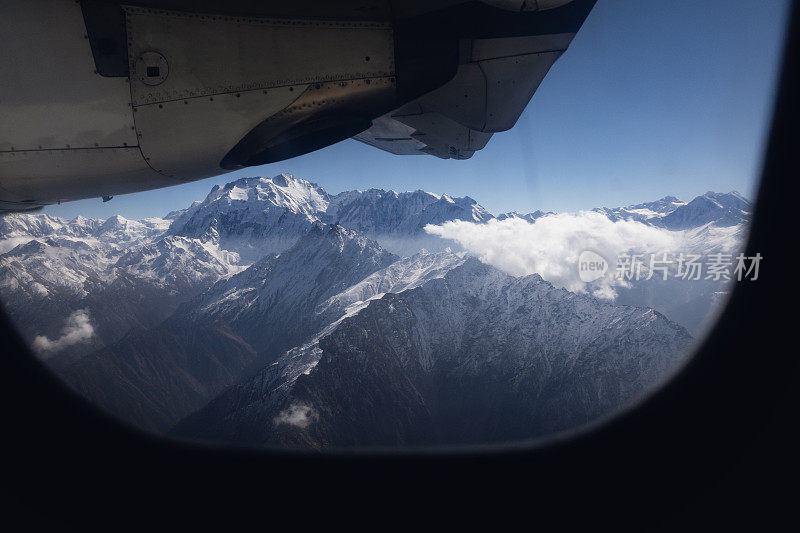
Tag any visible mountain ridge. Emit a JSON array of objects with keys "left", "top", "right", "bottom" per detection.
[
  {"left": 174, "top": 256, "right": 692, "bottom": 447},
  {"left": 0, "top": 174, "right": 750, "bottom": 353}
]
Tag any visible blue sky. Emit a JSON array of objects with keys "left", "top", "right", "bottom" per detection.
[{"left": 43, "top": 0, "right": 790, "bottom": 220}]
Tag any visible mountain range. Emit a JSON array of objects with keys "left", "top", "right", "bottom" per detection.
[
  {"left": 0, "top": 174, "right": 750, "bottom": 445},
  {"left": 174, "top": 255, "right": 690, "bottom": 447}
]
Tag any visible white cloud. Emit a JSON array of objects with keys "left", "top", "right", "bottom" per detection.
[
  {"left": 273, "top": 402, "right": 317, "bottom": 429},
  {"left": 32, "top": 309, "right": 95, "bottom": 356},
  {"left": 425, "top": 212, "right": 681, "bottom": 299}
]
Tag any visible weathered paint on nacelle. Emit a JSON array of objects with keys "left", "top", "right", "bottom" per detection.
[{"left": 481, "top": 0, "right": 575, "bottom": 12}]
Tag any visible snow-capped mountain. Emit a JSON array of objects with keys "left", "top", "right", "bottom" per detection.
[
  {"left": 0, "top": 173, "right": 494, "bottom": 358},
  {"left": 0, "top": 212, "right": 170, "bottom": 250},
  {"left": 167, "top": 174, "right": 493, "bottom": 259},
  {"left": 328, "top": 188, "right": 492, "bottom": 233},
  {"left": 53, "top": 225, "right": 398, "bottom": 431},
  {"left": 175, "top": 257, "right": 691, "bottom": 447},
  {"left": 214, "top": 249, "right": 471, "bottom": 424},
  {"left": 496, "top": 210, "right": 553, "bottom": 223},
  {"left": 593, "top": 196, "right": 687, "bottom": 224},
  {"left": 594, "top": 192, "right": 749, "bottom": 231},
  {"left": 0, "top": 178, "right": 751, "bottom": 352},
  {"left": 184, "top": 223, "right": 398, "bottom": 356},
  {"left": 0, "top": 173, "right": 754, "bottom": 445},
  {"left": 168, "top": 175, "right": 331, "bottom": 263},
  {"left": 0, "top": 214, "right": 241, "bottom": 355},
  {"left": 0, "top": 235, "right": 213, "bottom": 361},
  {"left": 657, "top": 191, "right": 750, "bottom": 230},
  {"left": 113, "top": 233, "right": 243, "bottom": 291},
  {"left": 589, "top": 192, "right": 751, "bottom": 334}
]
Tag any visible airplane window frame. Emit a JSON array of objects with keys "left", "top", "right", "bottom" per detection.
[{"left": 1, "top": 0, "right": 798, "bottom": 529}]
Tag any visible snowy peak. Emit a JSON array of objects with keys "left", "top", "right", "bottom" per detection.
[
  {"left": 496, "top": 210, "right": 552, "bottom": 223},
  {"left": 325, "top": 187, "right": 493, "bottom": 235},
  {"left": 202, "top": 174, "right": 330, "bottom": 215},
  {"left": 195, "top": 222, "right": 398, "bottom": 322},
  {"left": 593, "top": 196, "right": 685, "bottom": 223},
  {"left": 93, "top": 215, "right": 171, "bottom": 245},
  {"left": 0, "top": 213, "right": 95, "bottom": 240},
  {"left": 0, "top": 212, "right": 169, "bottom": 254},
  {"left": 169, "top": 175, "right": 331, "bottom": 263},
  {"left": 99, "top": 214, "right": 128, "bottom": 229},
  {"left": 113, "top": 233, "right": 242, "bottom": 290},
  {"left": 317, "top": 249, "right": 467, "bottom": 317},
  {"left": 593, "top": 191, "right": 750, "bottom": 230},
  {"left": 0, "top": 236, "right": 114, "bottom": 298},
  {"left": 166, "top": 174, "right": 495, "bottom": 261},
  {"left": 658, "top": 191, "right": 750, "bottom": 230},
  {"left": 626, "top": 196, "right": 686, "bottom": 215},
  {"left": 174, "top": 251, "right": 692, "bottom": 447},
  {"left": 292, "top": 221, "right": 377, "bottom": 252}
]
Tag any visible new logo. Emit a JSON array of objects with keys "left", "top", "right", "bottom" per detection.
[{"left": 578, "top": 250, "right": 609, "bottom": 283}]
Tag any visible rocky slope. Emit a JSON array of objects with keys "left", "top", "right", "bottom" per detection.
[{"left": 175, "top": 258, "right": 691, "bottom": 447}]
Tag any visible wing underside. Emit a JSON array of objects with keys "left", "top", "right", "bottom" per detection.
[{"left": 354, "top": 32, "right": 575, "bottom": 159}]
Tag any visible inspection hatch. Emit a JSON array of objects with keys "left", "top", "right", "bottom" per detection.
[{"left": 135, "top": 51, "right": 169, "bottom": 86}]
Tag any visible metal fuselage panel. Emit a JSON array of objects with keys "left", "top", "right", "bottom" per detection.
[
  {"left": 125, "top": 7, "right": 395, "bottom": 178},
  {"left": 0, "top": 0, "right": 397, "bottom": 209},
  {"left": 355, "top": 32, "right": 575, "bottom": 160},
  {"left": 0, "top": 0, "right": 173, "bottom": 209},
  {"left": 0, "top": 0, "right": 596, "bottom": 210}
]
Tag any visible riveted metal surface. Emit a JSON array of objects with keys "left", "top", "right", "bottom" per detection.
[
  {"left": 394, "top": 111, "right": 492, "bottom": 151},
  {"left": 133, "top": 84, "right": 306, "bottom": 179},
  {"left": 415, "top": 63, "right": 488, "bottom": 131},
  {"left": 0, "top": 148, "right": 176, "bottom": 204},
  {"left": 415, "top": 44, "right": 563, "bottom": 132},
  {"left": 249, "top": 77, "right": 396, "bottom": 129},
  {"left": 480, "top": 51, "right": 562, "bottom": 131},
  {"left": 221, "top": 76, "right": 397, "bottom": 168},
  {"left": 125, "top": 7, "right": 396, "bottom": 177},
  {"left": 353, "top": 113, "right": 424, "bottom": 156},
  {"left": 470, "top": 33, "right": 574, "bottom": 61},
  {"left": 0, "top": 0, "right": 139, "bottom": 152},
  {"left": 124, "top": 7, "right": 395, "bottom": 106},
  {"left": 354, "top": 30, "right": 572, "bottom": 157},
  {"left": 135, "top": 51, "right": 170, "bottom": 86},
  {"left": 480, "top": 0, "right": 576, "bottom": 11}
]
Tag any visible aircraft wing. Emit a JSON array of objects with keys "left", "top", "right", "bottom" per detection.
[
  {"left": 354, "top": 32, "right": 575, "bottom": 159},
  {"left": 1, "top": 0, "right": 595, "bottom": 210}
]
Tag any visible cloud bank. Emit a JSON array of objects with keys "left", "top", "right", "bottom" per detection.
[
  {"left": 33, "top": 309, "right": 95, "bottom": 356},
  {"left": 425, "top": 212, "right": 680, "bottom": 299}
]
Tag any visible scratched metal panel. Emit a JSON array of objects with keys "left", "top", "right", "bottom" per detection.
[
  {"left": 124, "top": 7, "right": 395, "bottom": 106},
  {"left": 415, "top": 63, "right": 488, "bottom": 132},
  {"left": 414, "top": 48, "right": 562, "bottom": 132},
  {"left": 354, "top": 109, "right": 492, "bottom": 159},
  {"left": 354, "top": 30, "right": 570, "bottom": 156},
  {"left": 0, "top": 0, "right": 138, "bottom": 152},
  {"left": 480, "top": 0, "right": 575, "bottom": 11},
  {"left": 480, "top": 51, "right": 561, "bottom": 131},
  {"left": 133, "top": 84, "right": 306, "bottom": 178},
  {"left": 353, "top": 114, "right": 425, "bottom": 156},
  {"left": 394, "top": 112, "right": 492, "bottom": 151},
  {"left": 0, "top": 148, "right": 175, "bottom": 204},
  {"left": 470, "top": 33, "right": 574, "bottom": 61}
]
